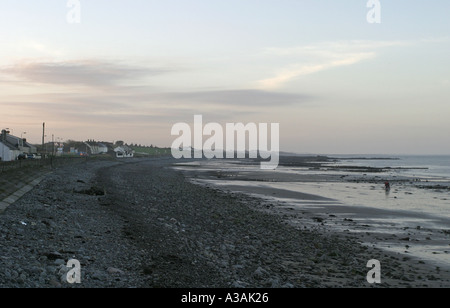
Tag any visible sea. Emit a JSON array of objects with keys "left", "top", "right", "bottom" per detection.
[{"left": 331, "top": 154, "right": 450, "bottom": 180}]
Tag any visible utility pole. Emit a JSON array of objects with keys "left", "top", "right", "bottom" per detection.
[{"left": 42, "top": 122, "right": 45, "bottom": 155}]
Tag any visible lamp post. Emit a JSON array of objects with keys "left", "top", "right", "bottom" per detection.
[
  {"left": 42, "top": 122, "right": 45, "bottom": 155},
  {"left": 44, "top": 135, "right": 47, "bottom": 156},
  {"left": 21, "top": 132, "right": 26, "bottom": 148}
]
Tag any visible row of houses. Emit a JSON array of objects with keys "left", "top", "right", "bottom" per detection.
[
  {"left": 79, "top": 141, "right": 134, "bottom": 158},
  {"left": 0, "top": 128, "right": 137, "bottom": 162},
  {"left": 0, "top": 129, "right": 37, "bottom": 162}
]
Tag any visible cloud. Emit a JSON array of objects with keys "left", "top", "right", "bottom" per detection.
[
  {"left": 157, "top": 89, "right": 310, "bottom": 107},
  {"left": 263, "top": 40, "right": 406, "bottom": 57},
  {"left": 256, "top": 40, "right": 408, "bottom": 89},
  {"left": 257, "top": 52, "right": 376, "bottom": 89},
  {"left": 0, "top": 60, "right": 171, "bottom": 87},
  {"left": 0, "top": 58, "right": 313, "bottom": 143},
  {"left": 2, "top": 88, "right": 311, "bottom": 130}
]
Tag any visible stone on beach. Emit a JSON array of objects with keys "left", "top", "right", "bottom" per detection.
[{"left": 0, "top": 158, "right": 449, "bottom": 288}]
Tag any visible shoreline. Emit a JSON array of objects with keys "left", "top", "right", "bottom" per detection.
[
  {"left": 175, "top": 159, "right": 450, "bottom": 276},
  {"left": 1, "top": 157, "right": 449, "bottom": 288}
]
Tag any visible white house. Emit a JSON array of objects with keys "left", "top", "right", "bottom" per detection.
[
  {"left": 0, "top": 130, "right": 21, "bottom": 161},
  {"left": 114, "top": 145, "right": 134, "bottom": 158},
  {"left": 84, "top": 141, "right": 109, "bottom": 155},
  {"left": 5, "top": 134, "right": 37, "bottom": 154},
  {"left": 97, "top": 143, "right": 109, "bottom": 154},
  {"left": 0, "top": 142, "right": 22, "bottom": 161},
  {"left": 0, "top": 129, "right": 38, "bottom": 161}
]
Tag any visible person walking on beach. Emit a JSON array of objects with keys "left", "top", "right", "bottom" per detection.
[{"left": 384, "top": 181, "right": 390, "bottom": 191}]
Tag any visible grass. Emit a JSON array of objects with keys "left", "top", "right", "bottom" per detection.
[{"left": 130, "top": 146, "right": 171, "bottom": 156}]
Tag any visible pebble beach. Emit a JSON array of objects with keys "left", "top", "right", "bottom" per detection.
[{"left": 0, "top": 157, "right": 449, "bottom": 288}]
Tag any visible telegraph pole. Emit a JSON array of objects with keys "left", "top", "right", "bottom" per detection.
[{"left": 42, "top": 122, "right": 45, "bottom": 155}]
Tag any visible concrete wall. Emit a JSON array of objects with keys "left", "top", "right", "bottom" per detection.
[
  {"left": 0, "top": 143, "right": 20, "bottom": 161},
  {"left": 0, "top": 142, "right": 10, "bottom": 161}
]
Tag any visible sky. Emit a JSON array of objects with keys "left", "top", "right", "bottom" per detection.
[{"left": 1, "top": 0, "right": 449, "bottom": 155}]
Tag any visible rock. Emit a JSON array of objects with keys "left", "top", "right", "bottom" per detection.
[
  {"left": 49, "top": 278, "right": 62, "bottom": 288},
  {"left": 231, "top": 280, "right": 247, "bottom": 288},
  {"left": 30, "top": 266, "right": 44, "bottom": 275},
  {"left": 253, "top": 267, "right": 269, "bottom": 278},
  {"left": 91, "top": 271, "right": 106, "bottom": 281},
  {"left": 282, "top": 283, "right": 294, "bottom": 288},
  {"left": 76, "top": 186, "right": 105, "bottom": 196},
  {"left": 45, "top": 251, "right": 63, "bottom": 261},
  {"left": 10, "top": 270, "right": 19, "bottom": 279},
  {"left": 46, "top": 266, "right": 57, "bottom": 274},
  {"left": 16, "top": 228, "right": 25, "bottom": 234},
  {"left": 54, "top": 259, "right": 66, "bottom": 266},
  {"left": 58, "top": 264, "right": 69, "bottom": 275},
  {"left": 16, "top": 277, "right": 25, "bottom": 285},
  {"left": 60, "top": 273, "right": 69, "bottom": 284},
  {"left": 269, "top": 278, "right": 281, "bottom": 288},
  {"left": 107, "top": 267, "right": 125, "bottom": 275},
  {"left": 4, "top": 269, "right": 11, "bottom": 279}
]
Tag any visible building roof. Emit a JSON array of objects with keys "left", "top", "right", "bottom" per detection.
[
  {"left": 114, "top": 145, "right": 134, "bottom": 152},
  {"left": 85, "top": 141, "right": 109, "bottom": 148},
  {"left": 0, "top": 140, "right": 20, "bottom": 151},
  {"left": 5, "top": 135, "right": 35, "bottom": 149}
]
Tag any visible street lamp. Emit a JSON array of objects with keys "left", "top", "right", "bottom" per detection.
[
  {"left": 21, "top": 132, "right": 26, "bottom": 148},
  {"left": 44, "top": 135, "right": 47, "bottom": 155},
  {"left": 52, "top": 134, "right": 55, "bottom": 156}
]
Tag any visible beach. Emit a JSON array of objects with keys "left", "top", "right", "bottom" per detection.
[
  {"left": 0, "top": 157, "right": 449, "bottom": 288},
  {"left": 176, "top": 156, "right": 450, "bottom": 275}
]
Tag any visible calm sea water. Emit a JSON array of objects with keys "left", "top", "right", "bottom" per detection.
[
  {"left": 331, "top": 155, "right": 450, "bottom": 180},
  {"left": 176, "top": 155, "right": 450, "bottom": 218}
]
